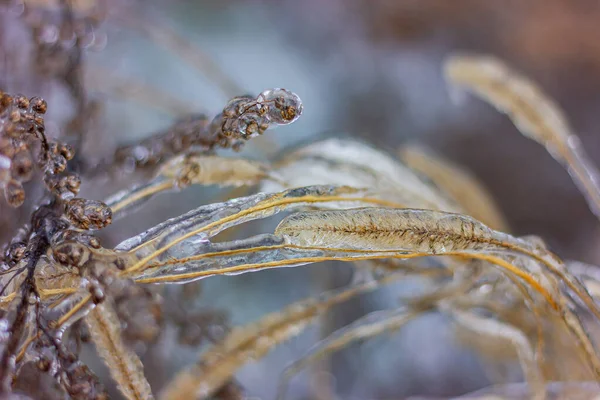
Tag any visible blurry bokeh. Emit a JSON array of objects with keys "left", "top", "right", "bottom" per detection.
[{"left": 2, "top": 0, "right": 600, "bottom": 398}]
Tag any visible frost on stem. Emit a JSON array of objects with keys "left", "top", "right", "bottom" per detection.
[{"left": 117, "top": 185, "right": 402, "bottom": 279}]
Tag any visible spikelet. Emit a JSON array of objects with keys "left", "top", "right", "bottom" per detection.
[{"left": 85, "top": 301, "right": 154, "bottom": 400}]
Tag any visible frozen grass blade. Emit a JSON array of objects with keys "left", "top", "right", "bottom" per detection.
[
  {"left": 106, "top": 155, "right": 275, "bottom": 217},
  {"left": 445, "top": 54, "right": 600, "bottom": 219},
  {"left": 277, "top": 307, "right": 421, "bottom": 400},
  {"left": 159, "top": 272, "right": 403, "bottom": 400},
  {"left": 440, "top": 304, "right": 545, "bottom": 400}
]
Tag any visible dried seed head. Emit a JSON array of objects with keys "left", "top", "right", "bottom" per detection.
[
  {"left": 209, "top": 89, "right": 303, "bottom": 150},
  {"left": 66, "top": 198, "right": 113, "bottom": 230}
]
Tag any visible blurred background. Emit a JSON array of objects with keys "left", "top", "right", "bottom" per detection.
[{"left": 2, "top": 0, "right": 600, "bottom": 398}]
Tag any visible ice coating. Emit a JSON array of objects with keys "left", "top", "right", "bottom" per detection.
[
  {"left": 210, "top": 88, "right": 303, "bottom": 147},
  {"left": 257, "top": 88, "right": 303, "bottom": 125}
]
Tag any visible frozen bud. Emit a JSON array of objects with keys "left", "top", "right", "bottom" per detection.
[
  {"left": 33, "top": 114, "right": 44, "bottom": 126},
  {"left": 66, "top": 198, "right": 112, "bottom": 230},
  {"left": 4, "top": 179, "right": 25, "bottom": 207},
  {"left": 257, "top": 88, "right": 303, "bottom": 124},
  {"left": 47, "top": 142, "right": 59, "bottom": 155},
  {"left": 48, "top": 154, "right": 67, "bottom": 174},
  {"left": 58, "top": 143, "right": 75, "bottom": 160},
  {"left": 30, "top": 96, "right": 47, "bottom": 114},
  {"left": 223, "top": 113, "right": 269, "bottom": 139},
  {"left": 43, "top": 174, "right": 60, "bottom": 191},
  {"left": 15, "top": 95, "right": 29, "bottom": 110},
  {"left": 223, "top": 96, "right": 255, "bottom": 117},
  {"left": 89, "top": 236, "right": 101, "bottom": 249}
]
